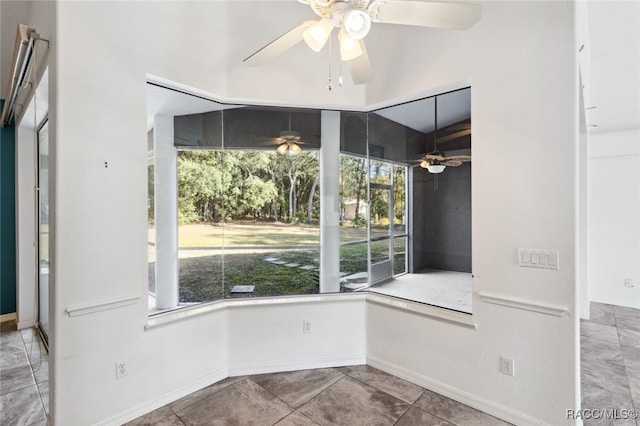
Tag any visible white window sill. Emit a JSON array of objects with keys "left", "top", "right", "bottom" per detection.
[{"left": 145, "top": 292, "right": 475, "bottom": 330}]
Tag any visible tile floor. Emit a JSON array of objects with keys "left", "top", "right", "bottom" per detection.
[
  {"left": 1, "top": 301, "right": 638, "bottom": 425},
  {"left": 0, "top": 324, "right": 49, "bottom": 426},
  {"left": 581, "top": 302, "right": 640, "bottom": 426},
  {"left": 125, "top": 365, "right": 511, "bottom": 426}
]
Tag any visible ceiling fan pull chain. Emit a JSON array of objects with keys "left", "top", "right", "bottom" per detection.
[
  {"left": 434, "top": 96, "right": 438, "bottom": 151},
  {"left": 327, "top": 34, "right": 333, "bottom": 91}
]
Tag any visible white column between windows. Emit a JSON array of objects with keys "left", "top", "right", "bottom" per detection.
[
  {"left": 154, "top": 115, "right": 179, "bottom": 309},
  {"left": 319, "top": 110, "right": 341, "bottom": 293}
]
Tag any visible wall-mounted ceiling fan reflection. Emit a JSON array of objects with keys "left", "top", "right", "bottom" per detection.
[
  {"left": 419, "top": 97, "right": 471, "bottom": 173},
  {"left": 243, "top": 0, "right": 481, "bottom": 86}
]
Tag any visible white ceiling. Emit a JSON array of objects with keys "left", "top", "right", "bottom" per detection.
[
  {"left": 145, "top": 84, "right": 244, "bottom": 131},
  {"left": 2, "top": 1, "right": 638, "bottom": 136}
]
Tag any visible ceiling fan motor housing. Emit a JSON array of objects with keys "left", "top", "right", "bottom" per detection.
[{"left": 279, "top": 130, "right": 302, "bottom": 140}]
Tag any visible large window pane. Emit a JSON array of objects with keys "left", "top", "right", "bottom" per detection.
[
  {"left": 176, "top": 150, "right": 320, "bottom": 302},
  {"left": 393, "top": 165, "right": 407, "bottom": 236},
  {"left": 393, "top": 237, "right": 407, "bottom": 276},
  {"left": 340, "top": 242, "right": 368, "bottom": 291},
  {"left": 340, "top": 154, "right": 368, "bottom": 242}
]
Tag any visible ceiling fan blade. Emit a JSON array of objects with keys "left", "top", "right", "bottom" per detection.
[
  {"left": 436, "top": 128, "right": 472, "bottom": 143},
  {"left": 442, "top": 159, "right": 463, "bottom": 167},
  {"left": 348, "top": 40, "right": 374, "bottom": 84},
  {"left": 371, "top": 1, "right": 481, "bottom": 30},
  {"left": 243, "top": 20, "right": 314, "bottom": 66},
  {"left": 446, "top": 122, "right": 471, "bottom": 131},
  {"left": 257, "top": 137, "right": 284, "bottom": 146},
  {"left": 443, "top": 155, "right": 471, "bottom": 162},
  {"left": 424, "top": 154, "right": 445, "bottom": 161}
]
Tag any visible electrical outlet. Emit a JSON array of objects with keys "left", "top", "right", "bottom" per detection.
[
  {"left": 116, "top": 361, "right": 128, "bottom": 379},
  {"left": 624, "top": 279, "right": 634, "bottom": 288},
  {"left": 500, "top": 356, "right": 515, "bottom": 376},
  {"left": 303, "top": 320, "right": 312, "bottom": 334}
]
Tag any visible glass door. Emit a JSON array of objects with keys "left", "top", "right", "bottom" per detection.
[{"left": 37, "top": 119, "right": 49, "bottom": 344}]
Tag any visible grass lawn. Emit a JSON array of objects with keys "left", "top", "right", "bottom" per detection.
[
  {"left": 174, "top": 250, "right": 320, "bottom": 302},
  {"left": 148, "top": 221, "right": 406, "bottom": 303},
  {"left": 148, "top": 221, "right": 375, "bottom": 248}
]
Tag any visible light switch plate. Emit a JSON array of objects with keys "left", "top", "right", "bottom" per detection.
[{"left": 519, "top": 249, "right": 559, "bottom": 270}]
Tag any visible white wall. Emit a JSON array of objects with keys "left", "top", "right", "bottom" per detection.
[
  {"left": 227, "top": 298, "right": 366, "bottom": 376},
  {"left": 364, "top": 2, "right": 579, "bottom": 424},
  {"left": 48, "top": 2, "right": 367, "bottom": 424},
  {"left": 4, "top": 1, "right": 580, "bottom": 425},
  {"left": 588, "top": 129, "right": 640, "bottom": 309}
]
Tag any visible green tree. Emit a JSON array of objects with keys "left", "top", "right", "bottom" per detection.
[
  {"left": 340, "top": 155, "right": 367, "bottom": 225},
  {"left": 177, "top": 150, "right": 319, "bottom": 224}
]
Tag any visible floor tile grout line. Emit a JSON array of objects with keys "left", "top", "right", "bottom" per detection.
[
  {"left": 243, "top": 375, "right": 297, "bottom": 413},
  {"left": 389, "top": 403, "right": 412, "bottom": 426},
  {"left": 22, "top": 328, "right": 49, "bottom": 420},
  {"left": 247, "top": 369, "right": 351, "bottom": 424},
  {"left": 392, "top": 402, "right": 458, "bottom": 426},
  {"left": 582, "top": 303, "right": 639, "bottom": 419},
  {"left": 2, "top": 331, "right": 37, "bottom": 398},
  {"left": 233, "top": 377, "right": 295, "bottom": 426},
  {"left": 168, "top": 376, "right": 244, "bottom": 418},
  {"left": 320, "top": 372, "right": 425, "bottom": 424},
  {"left": 279, "top": 372, "right": 349, "bottom": 418},
  {"left": 0, "top": 329, "right": 47, "bottom": 426},
  {"left": 613, "top": 312, "right": 639, "bottom": 412},
  {"left": 613, "top": 308, "right": 640, "bottom": 409},
  {"left": 0, "top": 380, "right": 39, "bottom": 399},
  {"left": 339, "top": 368, "right": 425, "bottom": 406}
]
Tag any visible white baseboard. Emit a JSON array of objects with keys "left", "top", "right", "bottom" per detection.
[
  {"left": 228, "top": 353, "right": 366, "bottom": 377},
  {"left": 100, "top": 354, "right": 366, "bottom": 425},
  {"left": 97, "top": 368, "right": 228, "bottom": 426},
  {"left": 367, "top": 355, "right": 548, "bottom": 426},
  {"left": 17, "top": 320, "right": 35, "bottom": 330}
]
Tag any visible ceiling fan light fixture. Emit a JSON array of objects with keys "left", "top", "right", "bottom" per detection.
[
  {"left": 303, "top": 19, "right": 332, "bottom": 52},
  {"left": 427, "top": 164, "right": 446, "bottom": 174},
  {"left": 343, "top": 9, "right": 371, "bottom": 40},
  {"left": 420, "top": 158, "right": 446, "bottom": 173},
  {"left": 277, "top": 141, "right": 302, "bottom": 155},
  {"left": 338, "top": 29, "right": 363, "bottom": 61}
]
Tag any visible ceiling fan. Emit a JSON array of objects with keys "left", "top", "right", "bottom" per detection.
[
  {"left": 258, "top": 114, "right": 306, "bottom": 155},
  {"left": 419, "top": 151, "right": 471, "bottom": 172},
  {"left": 419, "top": 96, "right": 471, "bottom": 173},
  {"left": 243, "top": 0, "right": 482, "bottom": 86}
]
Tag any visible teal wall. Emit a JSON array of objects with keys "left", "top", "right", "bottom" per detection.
[{"left": 0, "top": 99, "right": 17, "bottom": 315}]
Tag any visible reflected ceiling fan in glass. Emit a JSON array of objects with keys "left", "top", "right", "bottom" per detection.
[
  {"left": 420, "top": 96, "right": 471, "bottom": 173},
  {"left": 258, "top": 113, "right": 306, "bottom": 156},
  {"left": 243, "top": 0, "right": 481, "bottom": 87},
  {"left": 276, "top": 132, "right": 304, "bottom": 155}
]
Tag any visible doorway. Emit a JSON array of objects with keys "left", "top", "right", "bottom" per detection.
[{"left": 368, "top": 160, "right": 408, "bottom": 284}]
